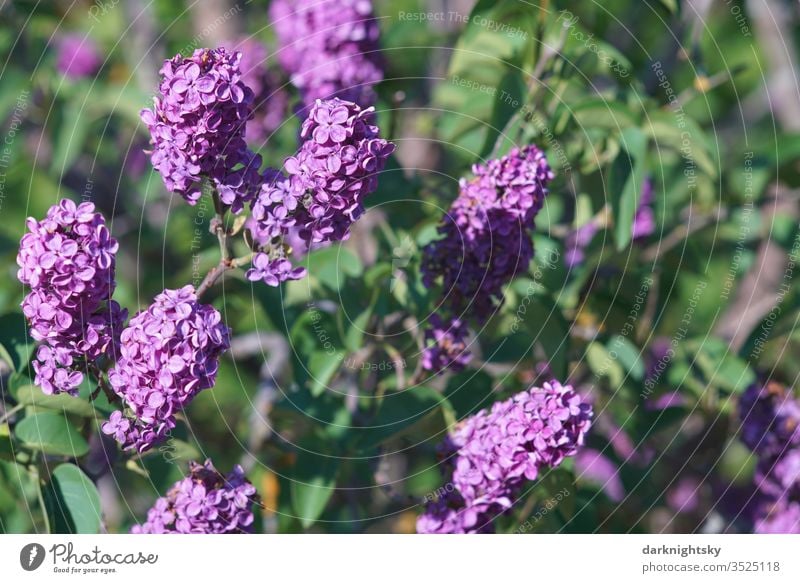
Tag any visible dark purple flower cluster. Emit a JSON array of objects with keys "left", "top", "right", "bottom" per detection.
[
  {"left": 226, "top": 38, "right": 290, "bottom": 145},
  {"left": 417, "top": 380, "right": 592, "bottom": 533},
  {"left": 17, "top": 200, "right": 126, "bottom": 395},
  {"left": 421, "top": 315, "right": 472, "bottom": 374},
  {"left": 269, "top": 0, "right": 383, "bottom": 107},
  {"left": 739, "top": 381, "right": 800, "bottom": 456},
  {"left": 739, "top": 381, "right": 800, "bottom": 533},
  {"left": 422, "top": 146, "right": 553, "bottom": 323},
  {"left": 132, "top": 460, "right": 257, "bottom": 534},
  {"left": 55, "top": 34, "right": 102, "bottom": 80},
  {"left": 246, "top": 98, "right": 394, "bottom": 286},
  {"left": 140, "top": 48, "right": 263, "bottom": 212},
  {"left": 419, "top": 146, "right": 553, "bottom": 373},
  {"left": 102, "top": 286, "right": 230, "bottom": 452}
]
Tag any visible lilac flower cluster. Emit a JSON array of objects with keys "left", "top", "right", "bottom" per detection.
[
  {"left": 423, "top": 146, "right": 553, "bottom": 321},
  {"left": 132, "top": 460, "right": 257, "bottom": 534},
  {"left": 17, "top": 200, "right": 126, "bottom": 395},
  {"left": 417, "top": 380, "right": 592, "bottom": 533},
  {"left": 420, "top": 146, "right": 553, "bottom": 373},
  {"left": 55, "top": 34, "right": 102, "bottom": 80},
  {"left": 102, "top": 286, "right": 230, "bottom": 452},
  {"left": 269, "top": 0, "right": 383, "bottom": 108},
  {"left": 738, "top": 381, "right": 800, "bottom": 533},
  {"left": 140, "top": 48, "right": 263, "bottom": 212},
  {"left": 226, "top": 38, "right": 289, "bottom": 145},
  {"left": 246, "top": 98, "right": 394, "bottom": 286}
]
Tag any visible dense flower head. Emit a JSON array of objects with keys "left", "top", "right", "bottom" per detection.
[
  {"left": 225, "top": 38, "right": 290, "bottom": 144},
  {"left": 418, "top": 380, "right": 592, "bottom": 533},
  {"left": 421, "top": 315, "right": 472, "bottom": 374},
  {"left": 103, "top": 286, "right": 230, "bottom": 452},
  {"left": 56, "top": 34, "right": 102, "bottom": 79},
  {"left": 245, "top": 98, "right": 394, "bottom": 286},
  {"left": 269, "top": 0, "right": 383, "bottom": 107},
  {"left": 131, "top": 460, "right": 257, "bottom": 534},
  {"left": 140, "top": 47, "right": 263, "bottom": 212},
  {"left": 17, "top": 199, "right": 125, "bottom": 395},
  {"left": 422, "top": 145, "right": 553, "bottom": 322},
  {"left": 739, "top": 381, "right": 800, "bottom": 457}
]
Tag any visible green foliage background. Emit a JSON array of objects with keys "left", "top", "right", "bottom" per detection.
[{"left": 0, "top": 0, "right": 798, "bottom": 533}]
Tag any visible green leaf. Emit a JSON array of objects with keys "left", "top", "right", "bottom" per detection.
[
  {"left": 610, "top": 126, "right": 647, "bottom": 250},
  {"left": 480, "top": 69, "right": 527, "bottom": 157},
  {"left": 308, "top": 246, "right": 363, "bottom": 291},
  {"left": 0, "top": 460, "right": 38, "bottom": 533},
  {"left": 522, "top": 296, "right": 571, "bottom": 380},
  {"left": 356, "top": 386, "right": 446, "bottom": 450},
  {"left": 607, "top": 335, "right": 645, "bottom": 381},
  {"left": 692, "top": 339, "right": 755, "bottom": 394},
  {"left": 586, "top": 342, "right": 624, "bottom": 388},
  {"left": 0, "top": 312, "right": 34, "bottom": 373},
  {"left": 444, "top": 371, "right": 494, "bottom": 421},
  {"left": 14, "top": 412, "right": 89, "bottom": 457},
  {"left": 47, "top": 463, "right": 101, "bottom": 533},
  {"left": 50, "top": 96, "right": 91, "bottom": 176},
  {"left": 15, "top": 385, "right": 96, "bottom": 417},
  {"left": 308, "top": 350, "right": 345, "bottom": 397},
  {"left": 571, "top": 98, "right": 637, "bottom": 131},
  {"left": 291, "top": 450, "right": 339, "bottom": 528}
]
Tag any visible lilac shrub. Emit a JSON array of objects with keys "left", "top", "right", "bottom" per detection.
[
  {"left": 418, "top": 380, "right": 593, "bottom": 533},
  {"left": 102, "top": 286, "right": 230, "bottom": 452},
  {"left": 17, "top": 200, "right": 126, "bottom": 395},
  {"left": 131, "top": 460, "right": 257, "bottom": 534}
]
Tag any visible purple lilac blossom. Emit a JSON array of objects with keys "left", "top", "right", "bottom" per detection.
[
  {"left": 140, "top": 48, "right": 263, "bottom": 212},
  {"left": 738, "top": 380, "right": 800, "bottom": 533},
  {"left": 17, "top": 200, "right": 126, "bottom": 395},
  {"left": 739, "top": 381, "right": 800, "bottom": 457},
  {"left": 754, "top": 499, "right": 800, "bottom": 534},
  {"left": 421, "top": 315, "right": 472, "bottom": 374},
  {"left": 416, "top": 490, "right": 495, "bottom": 534},
  {"left": 564, "top": 219, "right": 598, "bottom": 268},
  {"left": 132, "top": 460, "right": 257, "bottom": 534},
  {"left": 245, "top": 98, "right": 394, "bottom": 286},
  {"left": 269, "top": 0, "right": 383, "bottom": 108},
  {"left": 225, "top": 38, "right": 289, "bottom": 144},
  {"left": 103, "top": 286, "right": 230, "bottom": 452},
  {"left": 632, "top": 177, "right": 656, "bottom": 240},
  {"left": 666, "top": 477, "right": 701, "bottom": 513},
  {"left": 574, "top": 448, "right": 625, "bottom": 503},
  {"left": 422, "top": 145, "right": 554, "bottom": 323},
  {"left": 56, "top": 35, "right": 102, "bottom": 79},
  {"left": 417, "top": 380, "right": 592, "bottom": 533}
]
